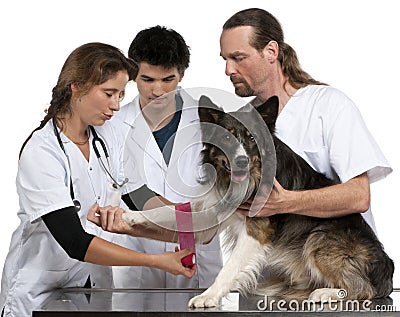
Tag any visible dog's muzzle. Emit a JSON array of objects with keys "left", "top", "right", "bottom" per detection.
[{"left": 229, "top": 155, "right": 250, "bottom": 183}]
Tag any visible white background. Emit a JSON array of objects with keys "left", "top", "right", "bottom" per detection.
[{"left": 1, "top": 0, "right": 399, "bottom": 287}]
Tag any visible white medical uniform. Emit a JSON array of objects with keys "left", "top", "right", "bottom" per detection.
[
  {"left": 111, "top": 89, "right": 223, "bottom": 288},
  {"left": 0, "top": 120, "right": 124, "bottom": 317},
  {"left": 273, "top": 85, "right": 392, "bottom": 231}
]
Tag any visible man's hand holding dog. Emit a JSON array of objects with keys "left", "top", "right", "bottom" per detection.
[
  {"left": 238, "top": 179, "right": 298, "bottom": 217},
  {"left": 238, "top": 173, "right": 370, "bottom": 218}
]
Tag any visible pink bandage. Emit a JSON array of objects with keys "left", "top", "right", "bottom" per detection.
[{"left": 175, "top": 202, "right": 196, "bottom": 268}]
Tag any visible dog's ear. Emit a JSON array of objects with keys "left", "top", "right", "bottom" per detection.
[
  {"left": 198, "top": 95, "right": 224, "bottom": 123},
  {"left": 255, "top": 96, "right": 279, "bottom": 131}
]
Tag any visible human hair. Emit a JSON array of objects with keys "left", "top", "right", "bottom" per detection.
[
  {"left": 128, "top": 25, "right": 190, "bottom": 74},
  {"left": 19, "top": 42, "right": 137, "bottom": 158},
  {"left": 223, "top": 8, "right": 326, "bottom": 89}
]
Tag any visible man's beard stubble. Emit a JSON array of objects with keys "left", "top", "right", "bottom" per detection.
[{"left": 231, "top": 77, "right": 255, "bottom": 97}]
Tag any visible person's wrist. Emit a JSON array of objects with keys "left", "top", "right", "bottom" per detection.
[
  {"left": 289, "top": 189, "right": 304, "bottom": 214},
  {"left": 125, "top": 224, "right": 138, "bottom": 236},
  {"left": 146, "top": 253, "right": 157, "bottom": 268}
]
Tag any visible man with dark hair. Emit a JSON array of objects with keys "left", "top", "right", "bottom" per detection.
[
  {"left": 128, "top": 25, "right": 190, "bottom": 74},
  {"left": 111, "top": 26, "right": 222, "bottom": 289}
]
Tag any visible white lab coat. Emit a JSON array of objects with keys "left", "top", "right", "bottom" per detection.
[
  {"left": 112, "top": 89, "right": 223, "bottom": 288},
  {"left": 273, "top": 85, "right": 392, "bottom": 231},
  {"left": 0, "top": 120, "right": 124, "bottom": 317}
]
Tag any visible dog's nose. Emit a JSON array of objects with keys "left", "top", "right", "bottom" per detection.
[{"left": 235, "top": 155, "right": 249, "bottom": 168}]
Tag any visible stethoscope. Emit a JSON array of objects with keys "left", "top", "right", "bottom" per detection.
[{"left": 53, "top": 119, "right": 128, "bottom": 211}]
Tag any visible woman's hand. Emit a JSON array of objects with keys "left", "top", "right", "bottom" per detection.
[
  {"left": 153, "top": 247, "right": 197, "bottom": 278},
  {"left": 87, "top": 204, "right": 134, "bottom": 234},
  {"left": 87, "top": 204, "right": 181, "bottom": 242}
]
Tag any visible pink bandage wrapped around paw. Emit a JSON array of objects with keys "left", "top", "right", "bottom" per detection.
[{"left": 175, "top": 202, "right": 196, "bottom": 268}]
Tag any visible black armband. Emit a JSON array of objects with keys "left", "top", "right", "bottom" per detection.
[
  {"left": 122, "top": 184, "right": 159, "bottom": 210},
  {"left": 42, "top": 206, "right": 95, "bottom": 261}
]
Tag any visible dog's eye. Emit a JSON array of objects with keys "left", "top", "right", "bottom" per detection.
[{"left": 250, "top": 135, "right": 255, "bottom": 142}]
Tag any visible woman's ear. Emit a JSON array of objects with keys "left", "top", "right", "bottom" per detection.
[
  {"left": 71, "top": 83, "right": 80, "bottom": 93},
  {"left": 179, "top": 71, "right": 185, "bottom": 82},
  {"left": 70, "top": 83, "right": 84, "bottom": 103}
]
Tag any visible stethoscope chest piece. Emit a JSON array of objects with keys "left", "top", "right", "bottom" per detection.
[
  {"left": 112, "top": 178, "right": 129, "bottom": 189},
  {"left": 73, "top": 199, "right": 81, "bottom": 212}
]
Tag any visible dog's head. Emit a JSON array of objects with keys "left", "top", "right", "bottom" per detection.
[{"left": 198, "top": 95, "right": 278, "bottom": 200}]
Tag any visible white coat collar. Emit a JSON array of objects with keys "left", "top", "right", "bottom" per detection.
[
  {"left": 123, "top": 88, "right": 201, "bottom": 168},
  {"left": 168, "top": 89, "right": 200, "bottom": 167},
  {"left": 121, "top": 88, "right": 199, "bottom": 127}
]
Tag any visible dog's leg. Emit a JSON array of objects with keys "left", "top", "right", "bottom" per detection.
[
  {"left": 303, "top": 230, "right": 378, "bottom": 301},
  {"left": 308, "top": 288, "right": 348, "bottom": 302},
  {"left": 122, "top": 203, "right": 235, "bottom": 244},
  {"left": 188, "top": 223, "right": 267, "bottom": 308},
  {"left": 120, "top": 192, "right": 218, "bottom": 229},
  {"left": 122, "top": 206, "right": 176, "bottom": 229}
]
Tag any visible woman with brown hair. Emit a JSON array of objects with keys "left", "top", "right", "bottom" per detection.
[{"left": 0, "top": 42, "right": 195, "bottom": 317}]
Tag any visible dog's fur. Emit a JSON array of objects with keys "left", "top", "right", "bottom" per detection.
[{"left": 122, "top": 95, "right": 394, "bottom": 308}]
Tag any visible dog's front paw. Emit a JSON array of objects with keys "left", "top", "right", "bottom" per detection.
[
  {"left": 188, "top": 293, "right": 221, "bottom": 308},
  {"left": 308, "top": 288, "right": 346, "bottom": 302},
  {"left": 122, "top": 210, "right": 147, "bottom": 227}
]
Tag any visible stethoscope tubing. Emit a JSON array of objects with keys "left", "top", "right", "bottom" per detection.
[
  {"left": 89, "top": 126, "right": 128, "bottom": 189},
  {"left": 52, "top": 119, "right": 127, "bottom": 211},
  {"left": 52, "top": 119, "right": 76, "bottom": 204}
]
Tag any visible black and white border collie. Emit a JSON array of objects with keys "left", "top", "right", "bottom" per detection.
[{"left": 123, "top": 95, "right": 394, "bottom": 308}]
